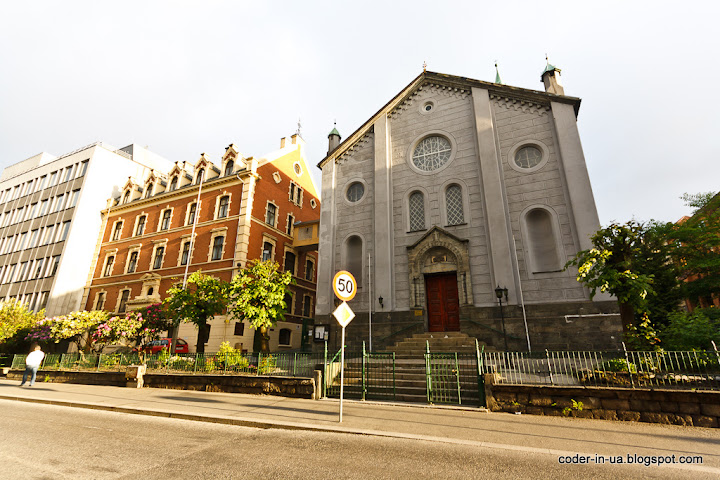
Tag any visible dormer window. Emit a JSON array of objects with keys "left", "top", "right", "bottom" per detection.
[
  {"left": 123, "top": 191, "right": 131, "bottom": 204},
  {"left": 145, "top": 183, "right": 153, "bottom": 199},
  {"left": 224, "top": 160, "right": 234, "bottom": 176},
  {"left": 169, "top": 177, "right": 178, "bottom": 191},
  {"left": 195, "top": 169, "right": 205, "bottom": 185}
]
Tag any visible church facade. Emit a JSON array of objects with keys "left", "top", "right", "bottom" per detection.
[{"left": 315, "top": 68, "right": 620, "bottom": 351}]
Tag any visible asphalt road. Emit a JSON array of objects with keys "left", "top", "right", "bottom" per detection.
[{"left": 1, "top": 400, "right": 717, "bottom": 480}]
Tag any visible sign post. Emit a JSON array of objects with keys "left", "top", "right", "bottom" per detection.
[{"left": 332, "top": 270, "right": 356, "bottom": 423}]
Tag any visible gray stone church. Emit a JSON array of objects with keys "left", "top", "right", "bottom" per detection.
[{"left": 315, "top": 66, "right": 620, "bottom": 352}]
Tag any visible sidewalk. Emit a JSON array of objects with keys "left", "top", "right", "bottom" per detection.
[{"left": 1, "top": 377, "right": 720, "bottom": 471}]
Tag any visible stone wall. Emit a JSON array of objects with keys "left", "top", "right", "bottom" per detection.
[
  {"left": 485, "top": 379, "right": 719, "bottom": 428},
  {"left": 315, "top": 299, "right": 621, "bottom": 352},
  {"left": 7, "top": 370, "right": 316, "bottom": 399}
]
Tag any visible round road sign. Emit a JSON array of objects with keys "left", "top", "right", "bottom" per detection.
[{"left": 333, "top": 270, "right": 357, "bottom": 302}]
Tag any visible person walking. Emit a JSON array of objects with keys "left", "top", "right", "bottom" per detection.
[{"left": 20, "top": 344, "right": 45, "bottom": 387}]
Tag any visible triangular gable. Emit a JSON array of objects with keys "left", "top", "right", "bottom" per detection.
[
  {"left": 318, "top": 70, "right": 582, "bottom": 169},
  {"left": 407, "top": 226, "right": 468, "bottom": 250}
]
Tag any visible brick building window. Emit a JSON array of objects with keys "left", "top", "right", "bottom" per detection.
[
  {"left": 266, "top": 203, "right": 277, "bottom": 227},
  {"left": 112, "top": 221, "right": 123, "bottom": 241},
  {"left": 180, "top": 241, "right": 191, "bottom": 266},
  {"left": 211, "top": 236, "right": 224, "bottom": 261},
  {"left": 218, "top": 196, "right": 229, "bottom": 218},
  {"left": 127, "top": 251, "right": 138, "bottom": 273},
  {"left": 262, "top": 241, "right": 274, "bottom": 262},
  {"left": 118, "top": 290, "right": 130, "bottom": 313},
  {"left": 135, "top": 215, "right": 146, "bottom": 236},
  {"left": 104, "top": 256, "right": 115, "bottom": 277},
  {"left": 160, "top": 209, "right": 171, "bottom": 230},
  {"left": 153, "top": 246, "right": 165, "bottom": 269}
]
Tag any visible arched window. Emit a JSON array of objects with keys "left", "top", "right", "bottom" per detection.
[
  {"left": 525, "top": 208, "right": 560, "bottom": 272},
  {"left": 195, "top": 169, "right": 205, "bottom": 185},
  {"left": 445, "top": 184, "right": 464, "bottom": 225},
  {"left": 169, "top": 176, "right": 178, "bottom": 191},
  {"left": 224, "top": 160, "right": 234, "bottom": 176},
  {"left": 123, "top": 191, "right": 130, "bottom": 204},
  {"left": 145, "top": 183, "right": 153, "bottom": 198},
  {"left": 409, "top": 191, "right": 425, "bottom": 231},
  {"left": 345, "top": 236, "right": 363, "bottom": 283}
]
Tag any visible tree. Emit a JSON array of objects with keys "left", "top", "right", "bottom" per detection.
[
  {"left": 91, "top": 311, "right": 162, "bottom": 353},
  {"left": 566, "top": 221, "right": 662, "bottom": 334},
  {"left": 0, "top": 299, "right": 45, "bottom": 354},
  {"left": 227, "top": 260, "right": 294, "bottom": 353},
  {"left": 26, "top": 311, "right": 108, "bottom": 353},
  {"left": 664, "top": 192, "right": 720, "bottom": 306},
  {"left": 164, "top": 271, "right": 228, "bottom": 353}
]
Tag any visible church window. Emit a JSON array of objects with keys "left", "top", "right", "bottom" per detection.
[
  {"left": 293, "top": 163, "right": 302, "bottom": 175},
  {"left": 346, "top": 182, "right": 364, "bottom": 203},
  {"left": 514, "top": 146, "right": 543, "bottom": 169},
  {"left": 409, "top": 192, "right": 425, "bottom": 231},
  {"left": 412, "top": 136, "right": 451, "bottom": 171},
  {"left": 445, "top": 184, "right": 464, "bottom": 225},
  {"left": 345, "top": 235, "right": 363, "bottom": 284},
  {"left": 525, "top": 208, "right": 560, "bottom": 272}
]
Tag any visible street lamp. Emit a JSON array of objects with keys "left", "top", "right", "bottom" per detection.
[{"left": 495, "top": 285, "right": 509, "bottom": 351}]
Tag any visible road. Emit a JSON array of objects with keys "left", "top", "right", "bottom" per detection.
[{"left": 1, "top": 400, "right": 717, "bottom": 480}]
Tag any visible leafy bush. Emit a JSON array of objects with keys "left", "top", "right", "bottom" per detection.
[
  {"left": 216, "top": 341, "right": 249, "bottom": 369},
  {"left": 600, "top": 358, "right": 637, "bottom": 373},
  {"left": 659, "top": 309, "right": 720, "bottom": 351}
]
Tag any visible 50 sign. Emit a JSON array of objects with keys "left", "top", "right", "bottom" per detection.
[{"left": 333, "top": 270, "right": 357, "bottom": 302}]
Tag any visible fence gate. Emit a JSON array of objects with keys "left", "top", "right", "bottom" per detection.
[{"left": 425, "top": 349, "right": 462, "bottom": 404}]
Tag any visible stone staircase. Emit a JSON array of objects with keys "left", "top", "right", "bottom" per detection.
[{"left": 327, "top": 332, "right": 488, "bottom": 405}]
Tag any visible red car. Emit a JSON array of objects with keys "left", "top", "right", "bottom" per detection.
[{"left": 142, "top": 338, "right": 190, "bottom": 354}]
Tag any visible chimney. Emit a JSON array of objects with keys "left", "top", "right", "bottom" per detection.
[
  {"left": 291, "top": 134, "right": 298, "bottom": 145},
  {"left": 327, "top": 124, "right": 341, "bottom": 154},
  {"left": 280, "top": 137, "right": 286, "bottom": 148},
  {"left": 541, "top": 61, "right": 564, "bottom": 95}
]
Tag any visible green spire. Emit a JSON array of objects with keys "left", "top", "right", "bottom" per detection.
[
  {"left": 328, "top": 127, "right": 340, "bottom": 137},
  {"left": 542, "top": 54, "right": 561, "bottom": 77},
  {"left": 494, "top": 61, "right": 502, "bottom": 84}
]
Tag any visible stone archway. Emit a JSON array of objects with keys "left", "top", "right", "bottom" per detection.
[{"left": 406, "top": 227, "right": 472, "bottom": 331}]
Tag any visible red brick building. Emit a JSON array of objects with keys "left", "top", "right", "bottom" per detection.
[{"left": 82, "top": 135, "right": 319, "bottom": 352}]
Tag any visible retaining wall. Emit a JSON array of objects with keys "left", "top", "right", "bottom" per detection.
[
  {"left": 484, "top": 375, "right": 720, "bottom": 428},
  {"left": 6, "top": 369, "right": 316, "bottom": 399}
]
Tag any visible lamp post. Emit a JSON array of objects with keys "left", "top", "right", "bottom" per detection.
[{"left": 495, "top": 285, "right": 509, "bottom": 351}]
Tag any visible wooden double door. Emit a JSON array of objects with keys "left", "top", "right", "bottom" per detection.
[{"left": 425, "top": 273, "right": 460, "bottom": 332}]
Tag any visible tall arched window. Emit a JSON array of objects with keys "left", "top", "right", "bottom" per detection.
[
  {"left": 224, "top": 160, "right": 234, "bottom": 176},
  {"left": 409, "top": 191, "right": 425, "bottom": 231},
  {"left": 345, "top": 236, "right": 363, "bottom": 284},
  {"left": 445, "top": 184, "right": 464, "bottom": 226},
  {"left": 525, "top": 208, "right": 560, "bottom": 272}
]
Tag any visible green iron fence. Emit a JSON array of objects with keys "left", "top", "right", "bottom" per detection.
[
  {"left": 10, "top": 351, "right": 325, "bottom": 378},
  {"left": 323, "top": 342, "right": 397, "bottom": 401}
]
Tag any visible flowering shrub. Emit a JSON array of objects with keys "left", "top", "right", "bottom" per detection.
[
  {"left": 25, "top": 311, "right": 108, "bottom": 351},
  {"left": 92, "top": 312, "right": 160, "bottom": 351}
]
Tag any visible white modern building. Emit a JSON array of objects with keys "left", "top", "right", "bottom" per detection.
[
  {"left": 315, "top": 67, "right": 620, "bottom": 351},
  {"left": 0, "top": 142, "right": 173, "bottom": 316}
]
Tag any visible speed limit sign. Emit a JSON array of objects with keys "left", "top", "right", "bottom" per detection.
[{"left": 333, "top": 270, "right": 357, "bottom": 302}]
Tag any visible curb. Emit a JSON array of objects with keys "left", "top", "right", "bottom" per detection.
[{"left": 0, "top": 392, "right": 484, "bottom": 445}]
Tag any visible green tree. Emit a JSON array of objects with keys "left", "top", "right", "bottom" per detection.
[
  {"left": 664, "top": 192, "right": 720, "bottom": 305},
  {"left": 227, "top": 260, "right": 294, "bottom": 353},
  {"left": 91, "top": 311, "right": 162, "bottom": 353},
  {"left": 566, "top": 221, "right": 660, "bottom": 334},
  {"left": 164, "top": 271, "right": 228, "bottom": 353},
  {"left": 0, "top": 299, "right": 45, "bottom": 354},
  {"left": 26, "top": 311, "right": 109, "bottom": 353},
  {"left": 659, "top": 308, "right": 720, "bottom": 351}
]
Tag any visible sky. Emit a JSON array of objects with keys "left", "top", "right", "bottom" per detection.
[{"left": 1, "top": 1, "right": 718, "bottom": 225}]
